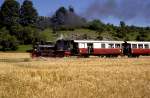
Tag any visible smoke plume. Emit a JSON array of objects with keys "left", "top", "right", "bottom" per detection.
[{"left": 84, "top": 0, "right": 150, "bottom": 22}]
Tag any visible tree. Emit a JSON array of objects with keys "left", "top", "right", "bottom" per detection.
[
  {"left": 120, "top": 21, "right": 125, "bottom": 28},
  {"left": 10, "top": 24, "right": 24, "bottom": 41},
  {"left": 88, "top": 19, "right": 104, "bottom": 32},
  {"left": 51, "top": 7, "right": 67, "bottom": 33},
  {"left": 20, "top": 26, "right": 39, "bottom": 44},
  {"left": 20, "top": 0, "right": 38, "bottom": 26},
  {"left": 115, "top": 21, "right": 127, "bottom": 39},
  {"left": 52, "top": 7, "right": 67, "bottom": 25},
  {"left": 0, "top": 28, "right": 18, "bottom": 51},
  {"left": 39, "top": 29, "right": 55, "bottom": 42},
  {"left": 69, "top": 6, "right": 74, "bottom": 13},
  {"left": 36, "top": 16, "right": 52, "bottom": 30},
  {"left": 0, "top": 0, "right": 20, "bottom": 28},
  {"left": 105, "top": 24, "right": 116, "bottom": 36},
  {"left": 136, "top": 30, "right": 149, "bottom": 41}
]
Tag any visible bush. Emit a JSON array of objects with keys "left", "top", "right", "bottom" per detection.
[{"left": 39, "top": 28, "right": 55, "bottom": 42}]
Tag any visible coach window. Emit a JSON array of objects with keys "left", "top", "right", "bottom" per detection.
[
  {"left": 101, "top": 44, "right": 105, "bottom": 48},
  {"left": 144, "top": 44, "right": 149, "bottom": 49},
  {"left": 79, "top": 43, "right": 85, "bottom": 48},
  {"left": 109, "top": 44, "right": 114, "bottom": 48},
  {"left": 115, "top": 44, "right": 120, "bottom": 48},
  {"left": 138, "top": 44, "right": 143, "bottom": 48},
  {"left": 132, "top": 44, "right": 137, "bottom": 48}
]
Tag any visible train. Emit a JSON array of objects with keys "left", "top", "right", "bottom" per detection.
[{"left": 31, "top": 40, "right": 150, "bottom": 58}]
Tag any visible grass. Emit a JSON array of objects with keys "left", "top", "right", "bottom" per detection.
[
  {"left": 59, "top": 28, "right": 117, "bottom": 40},
  {"left": 59, "top": 28, "right": 98, "bottom": 39},
  {"left": 0, "top": 45, "right": 32, "bottom": 52},
  {"left": 17, "top": 45, "right": 32, "bottom": 52},
  {"left": 0, "top": 53, "right": 150, "bottom": 98}
]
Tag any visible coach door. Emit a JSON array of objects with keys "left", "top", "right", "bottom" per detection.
[
  {"left": 122, "top": 42, "right": 131, "bottom": 56},
  {"left": 87, "top": 43, "right": 93, "bottom": 54}
]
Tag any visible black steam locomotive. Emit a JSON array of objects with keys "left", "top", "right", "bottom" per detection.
[{"left": 32, "top": 40, "right": 78, "bottom": 57}]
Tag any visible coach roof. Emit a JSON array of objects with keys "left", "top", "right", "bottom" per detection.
[{"left": 74, "top": 40, "right": 124, "bottom": 43}]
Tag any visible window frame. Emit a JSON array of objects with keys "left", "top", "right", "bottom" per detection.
[
  {"left": 115, "top": 44, "right": 121, "bottom": 48},
  {"left": 138, "top": 44, "right": 143, "bottom": 49},
  {"left": 132, "top": 44, "right": 137, "bottom": 49},
  {"left": 101, "top": 44, "right": 106, "bottom": 48},
  {"left": 108, "top": 43, "right": 114, "bottom": 48},
  {"left": 144, "top": 44, "right": 149, "bottom": 49}
]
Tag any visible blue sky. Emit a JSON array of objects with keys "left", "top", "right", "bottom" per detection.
[
  {"left": 0, "top": 0, "right": 150, "bottom": 27},
  {"left": 0, "top": 0, "right": 91, "bottom": 16}
]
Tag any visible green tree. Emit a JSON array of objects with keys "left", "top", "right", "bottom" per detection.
[
  {"left": 0, "top": 28, "right": 18, "bottom": 51},
  {"left": 51, "top": 7, "right": 67, "bottom": 33},
  {"left": 106, "top": 24, "right": 116, "bottom": 36},
  {"left": 20, "top": 26, "right": 38, "bottom": 44},
  {"left": 36, "top": 16, "right": 52, "bottom": 30},
  {"left": 116, "top": 21, "right": 127, "bottom": 39},
  {"left": 39, "top": 29, "right": 55, "bottom": 42},
  {"left": 136, "top": 30, "right": 149, "bottom": 41},
  {"left": 88, "top": 19, "right": 104, "bottom": 32},
  {"left": 0, "top": 0, "right": 20, "bottom": 28},
  {"left": 120, "top": 21, "right": 125, "bottom": 28},
  {"left": 20, "top": 0, "right": 38, "bottom": 26},
  {"left": 10, "top": 24, "right": 23, "bottom": 41}
]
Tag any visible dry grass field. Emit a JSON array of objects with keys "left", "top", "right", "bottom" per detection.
[{"left": 0, "top": 53, "right": 150, "bottom": 98}]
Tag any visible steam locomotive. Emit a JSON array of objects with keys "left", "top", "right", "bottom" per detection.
[{"left": 32, "top": 40, "right": 150, "bottom": 58}]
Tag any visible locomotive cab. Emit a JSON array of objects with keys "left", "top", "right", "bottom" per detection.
[{"left": 55, "top": 40, "right": 73, "bottom": 57}]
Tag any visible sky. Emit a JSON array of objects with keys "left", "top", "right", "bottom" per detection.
[{"left": 0, "top": 0, "right": 150, "bottom": 27}]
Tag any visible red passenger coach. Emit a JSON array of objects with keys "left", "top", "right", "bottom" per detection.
[
  {"left": 74, "top": 40, "right": 123, "bottom": 56},
  {"left": 128, "top": 41, "right": 150, "bottom": 56},
  {"left": 74, "top": 40, "right": 150, "bottom": 57}
]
